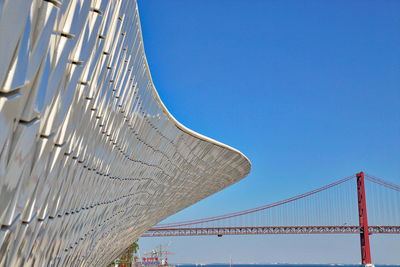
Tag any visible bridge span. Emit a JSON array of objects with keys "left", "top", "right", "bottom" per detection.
[
  {"left": 144, "top": 172, "right": 400, "bottom": 266},
  {"left": 143, "top": 225, "right": 400, "bottom": 237}
]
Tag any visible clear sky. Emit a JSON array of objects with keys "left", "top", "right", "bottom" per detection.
[{"left": 136, "top": 0, "right": 400, "bottom": 264}]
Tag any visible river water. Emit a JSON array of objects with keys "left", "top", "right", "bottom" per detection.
[{"left": 177, "top": 264, "right": 398, "bottom": 267}]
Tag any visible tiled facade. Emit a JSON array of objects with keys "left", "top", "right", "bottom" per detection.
[{"left": 0, "top": 0, "right": 251, "bottom": 266}]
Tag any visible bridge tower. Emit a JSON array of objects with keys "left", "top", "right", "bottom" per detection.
[{"left": 356, "top": 172, "right": 373, "bottom": 266}]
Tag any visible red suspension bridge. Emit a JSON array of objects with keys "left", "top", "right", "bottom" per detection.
[{"left": 143, "top": 172, "right": 400, "bottom": 265}]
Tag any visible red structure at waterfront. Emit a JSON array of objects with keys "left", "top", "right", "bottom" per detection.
[
  {"left": 143, "top": 173, "right": 400, "bottom": 265},
  {"left": 356, "top": 172, "right": 372, "bottom": 265}
]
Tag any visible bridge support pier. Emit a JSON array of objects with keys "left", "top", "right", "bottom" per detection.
[{"left": 356, "top": 172, "right": 373, "bottom": 267}]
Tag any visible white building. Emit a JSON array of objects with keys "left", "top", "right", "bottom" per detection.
[{"left": 0, "top": 0, "right": 251, "bottom": 266}]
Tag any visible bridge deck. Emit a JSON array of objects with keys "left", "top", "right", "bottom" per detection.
[{"left": 143, "top": 225, "right": 400, "bottom": 237}]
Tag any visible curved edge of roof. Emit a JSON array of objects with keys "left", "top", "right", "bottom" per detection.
[
  {"left": 148, "top": 57, "right": 251, "bottom": 173},
  {"left": 136, "top": 6, "right": 251, "bottom": 177}
]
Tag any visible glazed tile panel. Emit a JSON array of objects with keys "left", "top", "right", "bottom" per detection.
[{"left": 0, "top": 0, "right": 251, "bottom": 266}]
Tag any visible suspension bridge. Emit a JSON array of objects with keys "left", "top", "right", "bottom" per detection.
[{"left": 143, "top": 172, "right": 400, "bottom": 265}]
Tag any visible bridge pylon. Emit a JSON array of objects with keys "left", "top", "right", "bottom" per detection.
[{"left": 356, "top": 172, "right": 373, "bottom": 267}]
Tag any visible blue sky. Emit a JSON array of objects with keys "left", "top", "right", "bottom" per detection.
[{"left": 137, "top": 0, "right": 400, "bottom": 264}]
